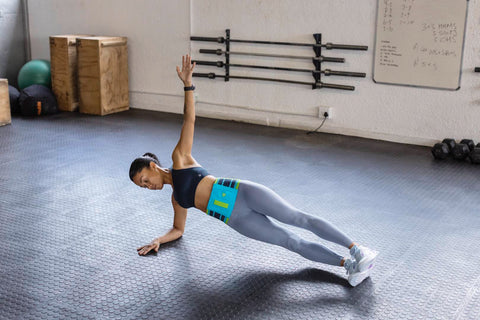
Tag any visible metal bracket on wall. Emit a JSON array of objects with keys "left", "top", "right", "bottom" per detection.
[
  {"left": 312, "top": 33, "right": 322, "bottom": 86},
  {"left": 225, "top": 29, "right": 230, "bottom": 82}
]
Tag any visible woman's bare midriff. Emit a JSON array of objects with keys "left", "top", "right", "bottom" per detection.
[{"left": 194, "top": 175, "right": 216, "bottom": 213}]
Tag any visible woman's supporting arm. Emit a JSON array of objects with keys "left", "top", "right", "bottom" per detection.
[
  {"left": 152, "top": 193, "right": 187, "bottom": 245},
  {"left": 136, "top": 194, "right": 186, "bottom": 256},
  {"left": 154, "top": 227, "right": 183, "bottom": 245}
]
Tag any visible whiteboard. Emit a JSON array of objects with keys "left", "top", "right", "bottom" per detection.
[{"left": 373, "top": 0, "right": 468, "bottom": 90}]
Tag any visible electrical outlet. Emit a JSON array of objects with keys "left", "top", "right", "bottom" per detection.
[{"left": 318, "top": 106, "right": 333, "bottom": 119}]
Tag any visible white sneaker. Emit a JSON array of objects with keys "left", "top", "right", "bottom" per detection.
[
  {"left": 348, "top": 268, "right": 373, "bottom": 287},
  {"left": 344, "top": 258, "right": 357, "bottom": 275},
  {"left": 344, "top": 257, "right": 373, "bottom": 287},
  {"left": 350, "top": 245, "right": 378, "bottom": 273}
]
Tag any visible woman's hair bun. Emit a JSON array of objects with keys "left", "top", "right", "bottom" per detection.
[{"left": 142, "top": 152, "right": 160, "bottom": 165}]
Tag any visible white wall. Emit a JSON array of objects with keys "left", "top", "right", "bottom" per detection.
[{"left": 28, "top": 0, "right": 480, "bottom": 146}]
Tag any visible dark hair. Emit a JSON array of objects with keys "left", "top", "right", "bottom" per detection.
[{"left": 129, "top": 152, "right": 161, "bottom": 181}]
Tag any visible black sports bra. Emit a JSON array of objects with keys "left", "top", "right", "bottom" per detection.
[{"left": 171, "top": 166, "right": 210, "bottom": 208}]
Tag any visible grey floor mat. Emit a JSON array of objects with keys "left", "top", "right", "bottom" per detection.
[{"left": 1, "top": 109, "right": 479, "bottom": 319}]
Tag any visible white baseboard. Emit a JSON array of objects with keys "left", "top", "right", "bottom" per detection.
[{"left": 130, "top": 91, "right": 435, "bottom": 147}]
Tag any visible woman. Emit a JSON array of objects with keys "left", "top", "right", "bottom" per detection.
[{"left": 130, "top": 54, "right": 378, "bottom": 287}]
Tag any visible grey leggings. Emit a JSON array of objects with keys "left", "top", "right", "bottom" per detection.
[{"left": 227, "top": 180, "right": 353, "bottom": 266}]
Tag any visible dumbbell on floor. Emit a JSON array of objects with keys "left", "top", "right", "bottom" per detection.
[
  {"left": 443, "top": 138, "right": 455, "bottom": 151},
  {"left": 460, "top": 139, "right": 475, "bottom": 152},
  {"left": 431, "top": 139, "right": 478, "bottom": 163},
  {"left": 470, "top": 143, "right": 480, "bottom": 164},
  {"left": 431, "top": 138, "right": 455, "bottom": 160},
  {"left": 452, "top": 140, "right": 471, "bottom": 160},
  {"left": 451, "top": 139, "right": 476, "bottom": 161}
]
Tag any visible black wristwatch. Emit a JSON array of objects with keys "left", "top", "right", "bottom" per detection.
[{"left": 184, "top": 84, "right": 195, "bottom": 91}]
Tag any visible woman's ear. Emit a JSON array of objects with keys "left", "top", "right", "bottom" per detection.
[{"left": 149, "top": 161, "right": 157, "bottom": 170}]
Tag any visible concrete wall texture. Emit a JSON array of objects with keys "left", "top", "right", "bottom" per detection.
[
  {"left": 27, "top": 0, "right": 480, "bottom": 146},
  {"left": 0, "top": 0, "right": 26, "bottom": 87}
]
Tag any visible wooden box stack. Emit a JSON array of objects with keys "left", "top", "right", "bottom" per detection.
[
  {"left": 0, "top": 79, "right": 11, "bottom": 126},
  {"left": 77, "top": 36, "right": 129, "bottom": 116},
  {"left": 49, "top": 35, "right": 91, "bottom": 112}
]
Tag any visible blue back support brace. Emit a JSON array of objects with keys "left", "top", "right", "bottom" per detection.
[{"left": 206, "top": 178, "right": 240, "bottom": 224}]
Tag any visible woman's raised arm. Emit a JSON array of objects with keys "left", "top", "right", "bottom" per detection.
[{"left": 173, "top": 54, "right": 196, "bottom": 159}]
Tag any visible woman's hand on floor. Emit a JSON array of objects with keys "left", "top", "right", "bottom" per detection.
[
  {"left": 137, "top": 239, "right": 161, "bottom": 256},
  {"left": 176, "top": 54, "right": 196, "bottom": 86}
]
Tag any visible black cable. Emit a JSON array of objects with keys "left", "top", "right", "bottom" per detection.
[{"left": 307, "top": 115, "right": 328, "bottom": 135}]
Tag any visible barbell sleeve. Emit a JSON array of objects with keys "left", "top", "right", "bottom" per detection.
[
  {"left": 192, "top": 60, "right": 224, "bottom": 67},
  {"left": 324, "top": 43, "right": 368, "bottom": 50},
  {"left": 321, "top": 56, "right": 345, "bottom": 62},
  {"left": 190, "top": 36, "right": 225, "bottom": 43},
  {"left": 199, "top": 49, "right": 223, "bottom": 55},
  {"left": 323, "top": 69, "right": 366, "bottom": 77},
  {"left": 316, "top": 82, "right": 355, "bottom": 90},
  {"left": 193, "top": 72, "right": 216, "bottom": 79}
]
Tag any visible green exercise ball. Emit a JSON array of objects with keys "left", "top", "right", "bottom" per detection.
[{"left": 17, "top": 59, "right": 52, "bottom": 90}]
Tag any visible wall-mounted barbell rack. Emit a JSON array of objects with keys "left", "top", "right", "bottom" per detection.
[{"left": 190, "top": 29, "right": 368, "bottom": 90}]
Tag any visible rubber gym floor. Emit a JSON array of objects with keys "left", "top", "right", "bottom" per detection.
[{"left": 0, "top": 109, "right": 479, "bottom": 320}]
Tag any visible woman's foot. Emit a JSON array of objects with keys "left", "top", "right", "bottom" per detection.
[
  {"left": 348, "top": 268, "right": 373, "bottom": 287},
  {"left": 343, "top": 258, "right": 373, "bottom": 287},
  {"left": 350, "top": 245, "right": 378, "bottom": 272}
]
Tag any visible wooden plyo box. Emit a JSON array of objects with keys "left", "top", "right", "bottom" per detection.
[
  {"left": 50, "top": 35, "right": 91, "bottom": 112},
  {"left": 0, "top": 79, "right": 12, "bottom": 126},
  {"left": 77, "top": 36, "right": 129, "bottom": 116}
]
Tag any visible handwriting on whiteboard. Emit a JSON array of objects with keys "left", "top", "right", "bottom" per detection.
[
  {"left": 421, "top": 22, "right": 458, "bottom": 43},
  {"left": 382, "top": 0, "right": 394, "bottom": 32},
  {"left": 383, "top": 0, "right": 417, "bottom": 32},
  {"left": 412, "top": 22, "right": 458, "bottom": 71},
  {"left": 400, "top": 0, "right": 415, "bottom": 25},
  {"left": 379, "top": 40, "right": 401, "bottom": 68}
]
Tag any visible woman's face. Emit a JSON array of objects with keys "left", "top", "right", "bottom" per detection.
[{"left": 133, "top": 163, "right": 164, "bottom": 190}]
